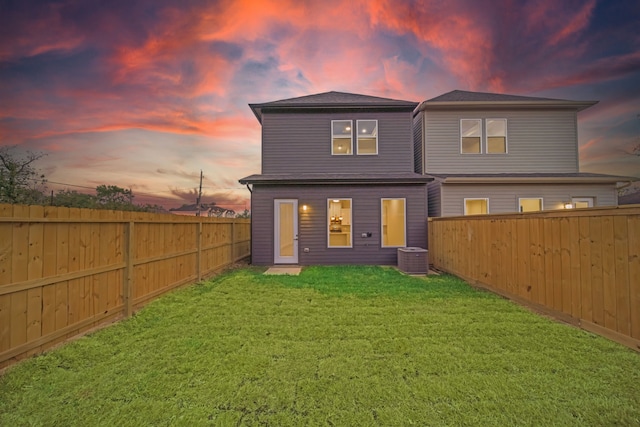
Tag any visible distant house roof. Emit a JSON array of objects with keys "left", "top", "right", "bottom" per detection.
[
  {"left": 619, "top": 191, "right": 640, "bottom": 205},
  {"left": 415, "top": 89, "right": 597, "bottom": 114},
  {"left": 239, "top": 172, "right": 431, "bottom": 185},
  {"left": 250, "top": 91, "right": 418, "bottom": 123},
  {"left": 426, "top": 172, "right": 635, "bottom": 184}
]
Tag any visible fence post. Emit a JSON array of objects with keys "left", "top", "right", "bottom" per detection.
[
  {"left": 231, "top": 221, "right": 236, "bottom": 262},
  {"left": 123, "top": 221, "right": 134, "bottom": 317},
  {"left": 197, "top": 221, "right": 202, "bottom": 282}
]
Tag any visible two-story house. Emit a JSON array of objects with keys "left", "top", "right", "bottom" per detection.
[
  {"left": 239, "top": 92, "right": 431, "bottom": 266},
  {"left": 413, "top": 90, "right": 627, "bottom": 216}
]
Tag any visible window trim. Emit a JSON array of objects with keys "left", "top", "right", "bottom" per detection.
[
  {"left": 381, "top": 198, "right": 406, "bottom": 248},
  {"left": 485, "top": 118, "right": 508, "bottom": 154},
  {"left": 356, "top": 119, "right": 378, "bottom": 155},
  {"left": 463, "top": 198, "right": 489, "bottom": 215},
  {"left": 460, "top": 119, "right": 483, "bottom": 154},
  {"left": 327, "top": 198, "right": 353, "bottom": 248},
  {"left": 518, "top": 197, "right": 543, "bottom": 212},
  {"left": 331, "top": 120, "right": 353, "bottom": 156}
]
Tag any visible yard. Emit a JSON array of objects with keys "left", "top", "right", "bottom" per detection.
[{"left": 1, "top": 266, "right": 639, "bottom": 426}]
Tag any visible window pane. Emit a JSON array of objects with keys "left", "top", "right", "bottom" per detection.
[
  {"left": 382, "top": 199, "right": 406, "bottom": 247},
  {"left": 487, "top": 119, "right": 507, "bottom": 153},
  {"left": 461, "top": 119, "right": 481, "bottom": 154},
  {"left": 357, "top": 120, "right": 378, "bottom": 154},
  {"left": 332, "top": 120, "right": 352, "bottom": 155},
  {"left": 279, "top": 203, "right": 294, "bottom": 256},
  {"left": 328, "top": 199, "right": 352, "bottom": 247},
  {"left": 519, "top": 198, "right": 542, "bottom": 212},
  {"left": 465, "top": 199, "right": 488, "bottom": 215}
]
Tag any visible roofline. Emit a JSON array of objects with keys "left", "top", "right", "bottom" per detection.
[
  {"left": 239, "top": 175, "right": 432, "bottom": 185},
  {"left": 432, "top": 175, "right": 631, "bottom": 184},
  {"left": 413, "top": 100, "right": 598, "bottom": 116},
  {"left": 250, "top": 103, "right": 419, "bottom": 124}
]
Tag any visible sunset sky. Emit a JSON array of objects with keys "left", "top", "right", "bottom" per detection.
[{"left": 1, "top": 0, "right": 639, "bottom": 210}]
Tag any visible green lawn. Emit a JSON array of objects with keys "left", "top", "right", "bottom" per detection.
[{"left": 1, "top": 266, "right": 639, "bottom": 426}]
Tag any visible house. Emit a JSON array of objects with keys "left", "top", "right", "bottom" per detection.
[
  {"left": 239, "top": 92, "right": 431, "bottom": 266},
  {"left": 412, "top": 90, "right": 631, "bottom": 216}
]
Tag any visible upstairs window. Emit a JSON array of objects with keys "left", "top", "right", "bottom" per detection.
[
  {"left": 357, "top": 120, "right": 378, "bottom": 154},
  {"left": 487, "top": 119, "right": 507, "bottom": 153},
  {"left": 332, "top": 120, "right": 352, "bottom": 155},
  {"left": 461, "top": 119, "right": 482, "bottom": 154}
]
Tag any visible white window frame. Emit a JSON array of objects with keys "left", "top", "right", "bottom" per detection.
[
  {"left": 486, "top": 118, "right": 508, "bottom": 154},
  {"left": 464, "top": 198, "right": 489, "bottom": 215},
  {"left": 381, "top": 198, "right": 406, "bottom": 248},
  {"left": 571, "top": 197, "right": 595, "bottom": 208},
  {"left": 356, "top": 119, "right": 378, "bottom": 155},
  {"left": 327, "top": 198, "right": 353, "bottom": 248},
  {"left": 331, "top": 120, "right": 353, "bottom": 155},
  {"left": 518, "top": 197, "right": 543, "bottom": 212},
  {"left": 460, "top": 119, "right": 482, "bottom": 154}
]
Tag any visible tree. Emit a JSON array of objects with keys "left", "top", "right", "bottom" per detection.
[
  {"left": 95, "top": 185, "right": 134, "bottom": 210},
  {"left": 0, "top": 145, "right": 47, "bottom": 204},
  {"left": 236, "top": 209, "right": 251, "bottom": 218},
  {"left": 52, "top": 189, "right": 97, "bottom": 208}
]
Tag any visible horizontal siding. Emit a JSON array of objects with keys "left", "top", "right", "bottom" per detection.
[
  {"left": 412, "top": 114, "right": 423, "bottom": 174},
  {"left": 251, "top": 184, "right": 428, "bottom": 265},
  {"left": 424, "top": 109, "right": 580, "bottom": 173},
  {"left": 427, "top": 181, "right": 442, "bottom": 218},
  {"left": 440, "top": 183, "right": 617, "bottom": 216},
  {"left": 262, "top": 111, "right": 415, "bottom": 174}
]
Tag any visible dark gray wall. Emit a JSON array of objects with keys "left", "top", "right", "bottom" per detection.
[
  {"left": 412, "top": 114, "right": 423, "bottom": 174},
  {"left": 250, "top": 184, "right": 428, "bottom": 266},
  {"left": 261, "top": 111, "right": 415, "bottom": 174}
]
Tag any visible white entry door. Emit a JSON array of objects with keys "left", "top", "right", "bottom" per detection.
[{"left": 274, "top": 199, "right": 298, "bottom": 264}]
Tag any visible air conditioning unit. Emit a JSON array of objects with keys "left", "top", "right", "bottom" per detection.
[{"left": 397, "top": 247, "right": 428, "bottom": 274}]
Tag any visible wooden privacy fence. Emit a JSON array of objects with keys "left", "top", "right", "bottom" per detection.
[
  {"left": 428, "top": 205, "right": 640, "bottom": 351},
  {"left": 0, "top": 204, "right": 251, "bottom": 369}
]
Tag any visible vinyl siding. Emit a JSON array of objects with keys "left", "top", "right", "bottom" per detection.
[
  {"left": 427, "top": 181, "right": 442, "bottom": 217},
  {"left": 422, "top": 109, "right": 580, "bottom": 174},
  {"left": 412, "top": 114, "right": 423, "bottom": 174},
  {"left": 262, "top": 111, "right": 415, "bottom": 174},
  {"left": 439, "top": 183, "right": 617, "bottom": 216},
  {"left": 250, "top": 184, "right": 428, "bottom": 265}
]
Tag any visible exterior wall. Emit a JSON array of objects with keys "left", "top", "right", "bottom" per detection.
[
  {"left": 427, "top": 181, "right": 442, "bottom": 218},
  {"left": 250, "top": 184, "right": 428, "bottom": 265},
  {"left": 420, "top": 109, "right": 580, "bottom": 174},
  {"left": 439, "top": 183, "right": 617, "bottom": 216},
  {"left": 261, "top": 111, "right": 415, "bottom": 174},
  {"left": 412, "top": 114, "right": 423, "bottom": 174}
]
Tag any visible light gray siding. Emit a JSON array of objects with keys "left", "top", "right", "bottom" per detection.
[
  {"left": 250, "top": 184, "right": 428, "bottom": 265},
  {"left": 412, "top": 114, "right": 423, "bottom": 174},
  {"left": 421, "top": 109, "right": 580, "bottom": 174},
  {"left": 262, "top": 111, "right": 415, "bottom": 174},
  {"left": 439, "top": 183, "right": 617, "bottom": 216}
]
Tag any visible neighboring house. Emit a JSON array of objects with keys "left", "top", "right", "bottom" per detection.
[
  {"left": 170, "top": 203, "right": 236, "bottom": 217},
  {"left": 413, "top": 90, "right": 632, "bottom": 216},
  {"left": 619, "top": 191, "right": 640, "bottom": 205},
  {"left": 239, "top": 92, "right": 431, "bottom": 266}
]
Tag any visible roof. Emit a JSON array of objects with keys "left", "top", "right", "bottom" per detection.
[
  {"left": 415, "top": 90, "right": 597, "bottom": 114},
  {"left": 249, "top": 91, "right": 418, "bottom": 123},
  {"left": 239, "top": 172, "right": 432, "bottom": 185},
  {"left": 426, "top": 172, "right": 635, "bottom": 184}
]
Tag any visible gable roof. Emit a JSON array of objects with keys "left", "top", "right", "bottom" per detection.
[
  {"left": 249, "top": 91, "right": 418, "bottom": 123},
  {"left": 415, "top": 89, "right": 597, "bottom": 114}
]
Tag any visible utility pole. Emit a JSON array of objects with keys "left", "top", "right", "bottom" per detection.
[{"left": 196, "top": 170, "right": 203, "bottom": 216}]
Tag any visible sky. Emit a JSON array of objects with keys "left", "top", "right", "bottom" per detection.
[{"left": 1, "top": 0, "right": 639, "bottom": 211}]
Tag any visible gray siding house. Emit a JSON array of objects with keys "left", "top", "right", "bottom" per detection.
[
  {"left": 413, "top": 90, "right": 630, "bottom": 216},
  {"left": 240, "top": 92, "right": 430, "bottom": 266}
]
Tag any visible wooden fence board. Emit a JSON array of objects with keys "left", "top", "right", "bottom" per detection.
[
  {"left": 601, "top": 216, "right": 617, "bottom": 330},
  {"left": 26, "top": 206, "right": 44, "bottom": 354},
  {"left": 579, "top": 216, "right": 592, "bottom": 322},
  {"left": 590, "top": 217, "right": 604, "bottom": 327},
  {"left": 629, "top": 215, "right": 640, "bottom": 340},
  {"left": 613, "top": 216, "right": 630, "bottom": 336},
  {"left": 560, "top": 217, "right": 572, "bottom": 315}
]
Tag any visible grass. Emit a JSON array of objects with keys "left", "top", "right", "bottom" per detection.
[{"left": 1, "top": 265, "right": 639, "bottom": 426}]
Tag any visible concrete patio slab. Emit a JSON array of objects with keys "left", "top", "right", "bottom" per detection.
[{"left": 264, "top": 266, "right": 302, "bottom": 275}]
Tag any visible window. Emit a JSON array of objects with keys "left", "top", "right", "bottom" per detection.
[
  {"left": 332, "top": 120, "right": 352, "bottom": 155},
  {"left": 464, "top": 198, "right": 488, "bottom": 215},
  {"left": 327, "top": 199, "right": 352, "bottom": 247},
  {"left": 572, "top": 197, "right": 594, "bottom": 208},
  {"left": 381, "top": 198, "right": 406, "bottom": 247},
  {"left": 461, "top": 119, "right": 482, "bottom": 154},
  {"left": 519, "top": 198, "right": 543, "bottom": 212},
  {"left": 357, "top": 120, "right": 378, "bottom": 154},
  {"left": 486, "top": 119, "right": 507, "bottom": 153}
]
